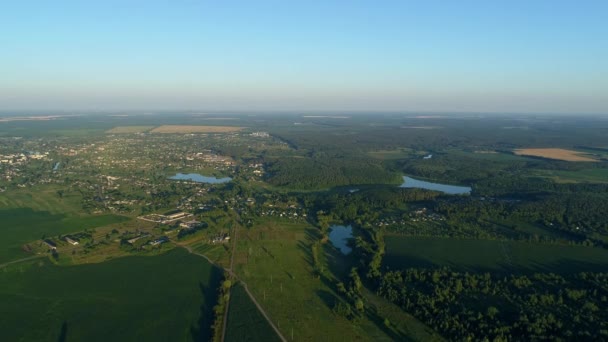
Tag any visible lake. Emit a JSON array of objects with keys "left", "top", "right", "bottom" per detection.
[
  {"left": 399, "top": 176, "right": 471, "bottom": 195},
  {"left": 168, "top": 173, "right": 232, "bottom": 184},
  {"left": 329, "top": 225, "right": 353, "bottom": 255}
]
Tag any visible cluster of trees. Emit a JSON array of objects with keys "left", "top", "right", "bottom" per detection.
[
  {"left": 211, "top": 276, "right": 232, "bottom": 342},
  {"left": 341, "top": 223, "right": 608, "bottom": 341},
  {"left": 333, "top": 268, "right": 366, "bottom": 320},
  {"left": 376, "top": 268, "right": 608, "bottom": 340},
  {"left": 310, "top": 187, "right": 440, "bottom": 226},
  {"left": 265, "top": 156, "right": 399, "bottom": 189},
  {"left": 435, "top": 191, "right": 608, "bottom": 244}
]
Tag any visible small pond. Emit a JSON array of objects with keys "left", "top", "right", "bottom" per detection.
[
  {"left": 329, "top": 225, "right": 353, "bottom": 255},
  {"left": 168, "top": 173, "right": 232, "bottom": 184},
  {"left": 53, "top": 162, "right": 60, "bottom": 171},
  {"left": 399, "top": 176, "right": 471, "bottom": 195}
]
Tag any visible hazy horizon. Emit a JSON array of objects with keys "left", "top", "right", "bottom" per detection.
[{"left": 1, "top": 1, "right": 607, "bottom": 114}]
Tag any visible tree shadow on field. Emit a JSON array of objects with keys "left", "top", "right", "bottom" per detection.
[
  {"left": 315, "top": 289, "right": 339, "bottom": 310},
  {"left": 364, "top": 305, "right": 412, "bottom": 342},
  {"left": 190, "top": 266, "right": 223, "bottom": 342},
  {"left": 57, "top": 321, "right": 68, "bottom": 342}
]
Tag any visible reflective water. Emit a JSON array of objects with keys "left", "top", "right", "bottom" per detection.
[
  {"left": 329, "top": 225, "right": 353, "bottom": 255},
  {"left": 399, "top": 176, "right": 471, "bottom": 195},
  {"left": 168, "top": 173, "right": 232, "bottom": 184}
]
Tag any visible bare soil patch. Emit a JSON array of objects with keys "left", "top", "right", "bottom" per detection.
[
  {"left": 150, "top": 125, "right": 244, "bottom": 133},
  {"left": 514, "top": 148, "right": 597, "bottom": 162}
]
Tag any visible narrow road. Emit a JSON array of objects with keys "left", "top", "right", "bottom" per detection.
[
  {"left": 178, "top": 237, "right": 287, "bottom": 342},
  {"left": 240, "top": 282, "right": 287, "bottom": 342},
  {"left": 221, "top": 225, "right": 237, "bottom": 342},
  {"left": 0, "top": 255, "right": 44, "bottom": 269}
]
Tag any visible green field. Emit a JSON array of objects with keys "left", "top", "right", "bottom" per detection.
[
  {"left": 0, "top": 248, "right": 222, "bottom": 342},
  {"left": 368, "top": 148, "right": 413, "bottom": 160},
  {"left": 0, "top": 208, "right": 128, "bottom": 263},
  {"left": 225, "top": 283, "right": 281, "bottom": 342},
  {"left": 0, "top": 187, "right": 130, "bottom": 263},
  {"left": 0, "top": 187, "right": 84, "bottom": 214},
  {"left": 384, "top": 235, "right": 608, "bottom": 274},
  {"left": 233, "top": 220, "right": 437, "bottom": 341},
  {"left": 534, "top": 168, "right": 608, "bottom": 183}
]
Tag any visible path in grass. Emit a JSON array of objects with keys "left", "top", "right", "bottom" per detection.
[
  {"left": 0, "top": 255, "right": 44, "bottom": 269},
  {"left": 178, "top": 239, "right": 286, "bottom": 342},
  {"left": 225, "top": 283, "right": 283, "bottom": 342}
]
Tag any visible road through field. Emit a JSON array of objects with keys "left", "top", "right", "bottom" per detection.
[
  {"left": 178, "top": 240, "right": 287, "bottom": 342},
  {"left": 0, "top": 255, "right": 44, "bottom": 268}
]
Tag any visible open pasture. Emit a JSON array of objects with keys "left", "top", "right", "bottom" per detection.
[
  {"left": 384, "top": 235, "right": 608, "bottom": 274},
  {"left": 0, "top": 248, "right": 222, "bottom": 342},
  {"left": 150, "top": 125, "right": 244, "bottom": 133},
  {"left": 514, "top": 148, "right": 597, "bottom": 162}
]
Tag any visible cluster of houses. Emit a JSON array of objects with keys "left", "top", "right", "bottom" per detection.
[
  {"left": 373, "top": 208, "right": 445, "bottom": 227},
  {"left": 138, "top": 210, "right": 192, "bottom": 224},
  {"left": 211, "top": 233, "right": 230, "bottom": 244},
  {"left": 0, "top": 152, "right": 48, "bottom": 164},
  {"left": 179, "top": 220, "right": 203, "bottom": 230},
  {"left": 250, "top": 131, "right": 270, "bottom": 138},
  {"left": 259, "top": 204, "right": 306, "bottom": 220}
]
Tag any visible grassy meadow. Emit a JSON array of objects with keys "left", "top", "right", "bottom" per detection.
[
  {"left": 233, "top": 219, "right": 437, "bottom": 341},
  {"left": 0, "top": 248, "right": 222, "bottom": 342},
  {"left": 384, "top": 235, "right": 608, "bottom": 274}
]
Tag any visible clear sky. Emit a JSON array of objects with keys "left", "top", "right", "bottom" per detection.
[{"left": 1, "top": 0, "right": 607, "bottom": 113}]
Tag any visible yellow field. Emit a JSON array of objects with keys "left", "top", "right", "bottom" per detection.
[
  {"left": 106, "top": 126, "right": 155, "bottom": 133},
  {"left": 150, "top": 125, "right": 244, "bottom": 133},
  {"left": 514, "top": 148, "right": 597, "bottom": 162}
]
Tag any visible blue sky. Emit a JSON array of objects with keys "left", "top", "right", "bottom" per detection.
[{"left": 1, "top": 0, "right": 606, "bottom": 113}]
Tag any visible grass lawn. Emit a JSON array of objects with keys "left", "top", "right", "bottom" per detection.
[
  {"left": 384, "top": 235, "right": 608, "bottom": 274},
  {"left": 0, "top": 248, "right": 222, "bottom": 342},
  {"left": 225, "top": 283, "right": 281, "bottom": 342}
]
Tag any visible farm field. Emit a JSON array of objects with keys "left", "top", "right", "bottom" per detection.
[
  {"left": 225, "top": 283, "right": 281, "bottom": 342},
  {"left": 0, "top": 207, "right": 128, "bottom": 264},
  {"left": 367, "top": 148, "right": 413, "bottom": 160},
  {"left": 106, "top": 126, "right": 155, "bottom": 133},
  {"left": 513, "top": 148, "right": 597, "bottom": 162},
  {"left": 534, "top": 168, "right": 608, "bottom": 183},
  {"left": 383, "top": 235, "right": 608, "bottom": 274},
  {"left": 233, "top": 220, "right": 437, "bottom": 341},
  {"left": 150, "top": 125, "right": 244, "bottom": 133},
  {"left": 0, "top": 186, "right": 85, "bottom": 214},
  {"left": 0, "top": 248, "right": 222, "bottom": 342}
]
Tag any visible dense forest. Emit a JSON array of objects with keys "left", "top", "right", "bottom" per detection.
[
  {"left": 265, "top": 156, "right": 400, "bottom": 189},
  {"left": 377, "top": 268, "right": 608, "bottom": 340}
]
